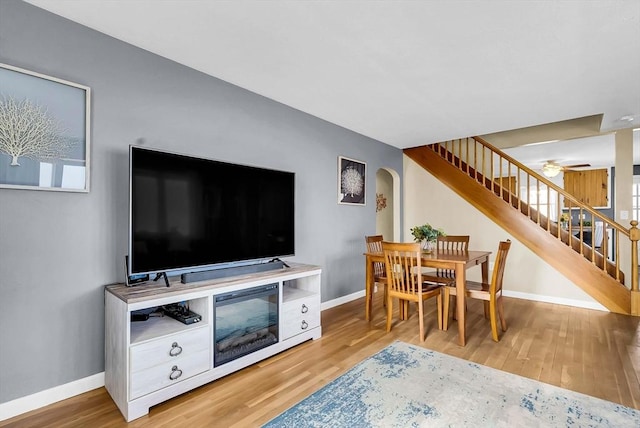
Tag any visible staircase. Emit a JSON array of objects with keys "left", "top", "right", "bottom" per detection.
[{"left": 404, "top": 137, "right": 640, "bottom": 315}]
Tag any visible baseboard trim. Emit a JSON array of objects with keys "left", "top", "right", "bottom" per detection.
[
  {"left": 320, "top": 289, "right": 609, "bottom": 312},
  {"left": 321, "top": 290, "right": 365, "bottom": 311},
  {"left": 502, "top": 290, "right": 609, "bottom": 312},
  {"left": 0, "top": 372, "right": 104, "bottom": 422}
]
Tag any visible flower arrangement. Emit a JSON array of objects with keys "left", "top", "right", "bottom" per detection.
[
  {"left": 560, "top": 213, "right": 570, "bottom": 223},
  {"left": 410, "top": 223, "right": 445, "bottom": 243}
]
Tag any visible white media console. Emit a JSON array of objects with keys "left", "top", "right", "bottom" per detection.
[{"left": 105, "top": 263, "right": 321, "bottom": 421}]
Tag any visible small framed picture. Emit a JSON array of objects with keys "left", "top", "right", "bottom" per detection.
[
  {"left": 338, "top": 156, "right": 366, "bottom": 205},
  {"left": 0, "top": 63, "right": 91, "bottom": 192}
]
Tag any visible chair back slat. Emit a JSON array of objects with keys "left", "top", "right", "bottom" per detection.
[
  {"left": 438, "top": 235, "right": 470, "bottom": 252},
  {"left": 490, "top": 240, "right": 512, "bottom": 295},
  {"left": 366, "top": 235, "right": 386, "bottom": 278},
  {"left": 382, "top": 241, "right": 422, "bottom": 296},
  {"left": 435, "top": 235, "right": 470, "bottom": 275},
  {"left": 366, "top": 235, "right": 384, "bottom": 252}
]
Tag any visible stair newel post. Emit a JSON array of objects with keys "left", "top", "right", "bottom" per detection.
[{"left": 630, "top": 220, "right": 640, "bottom": 316}]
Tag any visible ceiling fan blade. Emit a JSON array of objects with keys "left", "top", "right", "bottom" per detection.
[{"left": 563, "top": 163, "right": 591, "bottom": 169}]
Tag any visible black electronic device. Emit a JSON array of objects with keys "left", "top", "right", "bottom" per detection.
[
  {"left": 270, "top": 257, "right": 290, "bottom": 268},
  {"left": 127, "top": 146, "right": 295, "bottom": 277},
  {"left": 181, "top": 260, "right": 284, "bottom": 284},
  {"left": 131, "top": 313, "right": 149, "bottom": 322},
  {"left": 124, "top": 255, "right": 150, "bottom": 287},
  {"left": 130, "top": 307, "right": 162, "bottom": 322},
  {"left": 163, "top": 304, "right": 202, "bottom": 325}
]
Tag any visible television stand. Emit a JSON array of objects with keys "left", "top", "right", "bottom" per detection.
[
  {"left": 104, "top": 262, "right": 321, "bottom": 421},
  {"left": 180, "top": 260, "right": 285, "bottom": 284}
]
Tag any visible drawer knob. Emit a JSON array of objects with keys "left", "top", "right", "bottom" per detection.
[
  {"left": 301, "top": 320, "right": 308, "bottom": 330},
  {"left": 169, "top": 365, "right": 183, "bottom": 380},
  {"left": 301, "top": 304, "right": 309, "bottom": 314},
  {"left": 169, "top": 342, "right": 183, "bottom": 357}
]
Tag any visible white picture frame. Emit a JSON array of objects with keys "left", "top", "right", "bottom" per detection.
[{"left": 0, "top": 62, "right": 91, "bottom": 192}]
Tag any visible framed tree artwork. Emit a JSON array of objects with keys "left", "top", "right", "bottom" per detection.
[
  {"left": 338, "top": 156, "right": 366, "bottom": 205},
  {"left": 0, "top": 63, "right": 91, "bottom": 192}
]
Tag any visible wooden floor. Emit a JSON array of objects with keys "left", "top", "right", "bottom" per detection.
[{"left": 2, "top": 294, "right": 639, "bottom": 427}]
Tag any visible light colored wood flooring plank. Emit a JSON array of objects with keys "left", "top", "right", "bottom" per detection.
[{"left": 1, "top": 294, "right": 638, "bottom": 427}]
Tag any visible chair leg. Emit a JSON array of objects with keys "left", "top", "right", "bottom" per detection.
[
  {"left": 418, "top": 300, "right": 425, "bottom": 342},
  {"left": 383, "top": 284, "right": 388, "bottom": 307},
  {"left": 442, "top": 288, "right": 450, "bottom": 331},
  {"left": 489, "top": 298, "right": 499, "bottom": 342},
  {"left": 436, "top": 293, "right": 443, "bottom": 330},
  {"left": 386, "top": 294, "right": 393, "bottom": 332},
  {"left": 497, "top": 296, "right": 507, "bottom": 332},
  {"left": 450, "top": 296, "right": 468, "bottom": 321},
  {"left": 403, "top": 300, "right": 410, "bottom": 319},
  {"left": 483, "top": 301, "right": 490, "bottom": 319}
]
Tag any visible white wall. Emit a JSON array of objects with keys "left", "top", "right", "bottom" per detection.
[
  {"left": 403, "top": 155, "right": 606, "bottom": 307},
  {"left": 375, "top": 169, "right": 394, "bottom": 239}
]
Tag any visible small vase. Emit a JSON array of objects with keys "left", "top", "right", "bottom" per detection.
[{"left": 422, "top": 240, "right": 436, "bottom": 253}]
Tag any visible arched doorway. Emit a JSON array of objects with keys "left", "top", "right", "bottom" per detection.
[{"left": 375, "top": 167, "right": 400, "bottom": 241}]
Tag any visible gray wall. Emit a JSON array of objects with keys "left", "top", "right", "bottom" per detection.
[{"left": 0, "top": 0, "right": 402, "bottom": 403}]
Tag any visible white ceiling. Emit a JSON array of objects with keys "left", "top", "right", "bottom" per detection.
[
  {"left": 25, "top": 0, "right": 640, "bottom": 149},
  {"left": 503, "top": 130, "right": 640, "bottom": 170},
  {"left": 503, "top": 133, "right": 615, "bottom": 169}
]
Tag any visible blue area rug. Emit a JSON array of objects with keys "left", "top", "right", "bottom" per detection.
[{"left": 263, "top": 341, "right": 639, "bottom": 427}]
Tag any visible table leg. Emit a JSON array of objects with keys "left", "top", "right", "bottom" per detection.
[
  {"left": 365, "top": 255, "right": 373, "bottom": 321},
  {"left": 455, "top": 264, "right": 466, "bottom": 346},
  {"left": 481, "top": 257, "right": 489, "bottom": 283}
]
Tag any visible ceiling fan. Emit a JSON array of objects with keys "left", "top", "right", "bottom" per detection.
[{"left": 541, "top": 161, "right": 591, "bottom": 178}]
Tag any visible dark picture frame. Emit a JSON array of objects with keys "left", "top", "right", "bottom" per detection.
[
  {"left": 0, "top": 63, "right": 91, "bottom": 192},
  {"left": 338, "top": 156, "right": 366, "bottom": 205}
]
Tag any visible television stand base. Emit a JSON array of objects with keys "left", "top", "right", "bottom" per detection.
[
  {"left": 181, "top": 260, "right": 285, "bottom": 284},
  {"left": 153, "top": 272, "right": 170, "bottom": 287}
]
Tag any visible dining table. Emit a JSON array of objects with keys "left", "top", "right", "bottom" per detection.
[{"left": 364, "top": 248, "right": 491, "bottom": 346}]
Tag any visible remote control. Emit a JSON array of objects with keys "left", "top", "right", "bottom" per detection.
[{"left": 163, "top": 304, "right": 202, "bottom": 325}]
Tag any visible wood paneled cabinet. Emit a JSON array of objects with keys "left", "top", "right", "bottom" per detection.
[
  {"left": 494, "top": 176, "right": 517, "bottom": 194},
  {"left": 563, "top": 168, "right": 608, "bottom": 207}
]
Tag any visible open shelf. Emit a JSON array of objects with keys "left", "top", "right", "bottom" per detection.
[
  {"left": 129, "top": 296, "right": 208, "bottom": 344},
  {"left": 283, "top": 285, "right": 316, "bottom": 302},
  {"left": 130, "top": 315, "right": 204, "bottom": 344}
]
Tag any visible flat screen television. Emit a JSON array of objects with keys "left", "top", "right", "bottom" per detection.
[{"left": 128, "top": 146, "right": 295, "bottom": 276}]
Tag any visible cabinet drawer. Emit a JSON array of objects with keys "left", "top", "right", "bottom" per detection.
[
  {"left": 130, "top": 348, "right": 210, "bottom": 399},
  {"left": 281, "top": 294, "right": 320, "bottom": 339},
  {"left": 281, "top": 309, "right": 320, "bottom": 339},
  {"left": 282, "top": 298, "right": 319, "bottom": 323},
  {"left": 130, "top": 326, "right": 209, "bottom": 372}
]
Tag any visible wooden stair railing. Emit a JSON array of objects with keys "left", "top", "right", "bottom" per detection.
[{"left": 405, "top": 136, "right": 640, "bottom": 316}]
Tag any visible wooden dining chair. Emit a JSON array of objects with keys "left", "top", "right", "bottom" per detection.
[
  {"left": 382, "top": 241, "right": 443, "bottom": 342},
  {"left": 442, "top": 240, "right": 511, "bottom": 342},
  {"left": 365, "top": 235, "right": 388, "bottom": 307},
  {"left": 422, "top": 235, "right": 470, "bottom": 285}
]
